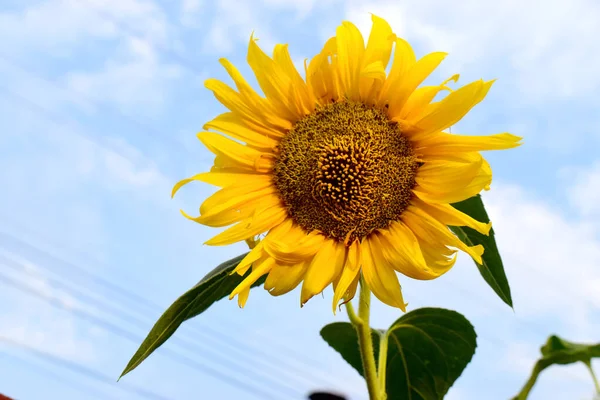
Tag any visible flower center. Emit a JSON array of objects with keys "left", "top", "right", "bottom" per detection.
[{"left": 273, "top": 101, "right": 418, "bottom": 244}]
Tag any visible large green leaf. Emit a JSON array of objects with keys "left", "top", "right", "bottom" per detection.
[
  {"left": 120, "top": 253, "right": 264, "bottom": 378},
  {"left": 320, "top": 308, "right": 476, "bottom": 400},
  {"left": 512, "top": 335, "right": 600, "bottom": 399},
  {"left": 385, "top": 308, "right": 477, "bottom": 400},
  {"left": 320, "top": 322, "right": 381, "bottom": 377},
  {"left": 451, "top": 194, "right": 513, "bottom": 308}
]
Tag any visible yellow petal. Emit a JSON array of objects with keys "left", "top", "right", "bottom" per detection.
[
  {"left": 412, "top": 197, "right": 492, "bottom": 235},
  {"left": 300, "top": 240, "right": 346, "bottom": 305},
  {"left": 273, "top": 43, "right": 314, "bottom": 115},
  {"left": 417, "top": 152, "right": 493, "bottom": 197},
  {"left": 332, "top": 240, "right": 361, "bottom": 313},
  {"left": 403, "top": 206, "right": 484, "bottom": 264},
  {"left": 264, "top": 221, "right": 326, "bottom": 264},
  {"left": 197, "top": 131, "right": 275, "bottom": 173},
  {"left": 360, "top": 14, "right": 395, "bottom": 101},
  {"left": 364, "top": 14, "right": 395, "bottom": 68},
  {"left": 247, "top": 36, "right": 302, "bottom": 121},
  {"left": 418, "top": 240, "right": 458, "bottom": 275},
  {"left": 205, "top": 78, "right": 283, "bottom": 132},
  {"left": 343, "top": 274, "right": 360, "bottom": 303},
  {"left": 172, "top": 170, "right": 269, "bottom": 198},
  {"left": 199, "top": 175, "right": 273, "bottom": 215},
  {"left": 415, "top": 132, "right": 523, "bottom": 155},
  {"left": 204, "top": 206, "right": 288, "bottom": 246},
  {"left": 198, "top": 186, "right": 276, "bottom": 222},
  {"left": 307, "top": 37, "right": 340, "bottom": 103},
  {"left": 377, "top": 221, "right": 441, "bottom": 280},
  {"left": 191, "top": 193, "right": 280, "bottom": 228},
  {"left": 232, "top": 241, "right": 265, "bottom": 276},
  {"left": 264, "top": 261, "right": 309, "bottom": 296},
  {"left": 413, "top": 153, "right": 483, "bottom": 203},
  {"left": 362, "top": 236, "right": 407, "bottom": 311},
  {"left": 361, "top": 61, "right": 386, "bottom": 80},
  {"left": 377, "top": 38, "right": 417, "bottom": 106},
  {"left": 400, "top": 74, "right": 460, "bottom": 120},
  {"left": 336, "top": 21, "right": 365, "bottom": 100},
  {"left": 400, "top": 210, "right": 459, "bottom": 276},
  {"left": 387, "top": 52, "right": 448, "bottom": 118},
  {"left": 218, "top": 58, "right": 291, "bottom": 130},
  {"left": 204, "top": 112, "right": 281, "bottom": 149},
  {"left": 229, "top": 257, "right": 275, "bottom": 299},
  {"left": 237, "top": 287, "right": 251, "bottom": 307},
  {"left": 410, "top": 79, "right": 494, "bottom": 138}
]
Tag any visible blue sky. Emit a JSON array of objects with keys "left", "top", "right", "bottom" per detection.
[{"left": 1, "top": 0, "right": 600, "bottom": 399}]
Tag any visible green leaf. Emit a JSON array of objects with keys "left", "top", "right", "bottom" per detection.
[
  {"left": 320, "top": 308, "right": 476, "bottom": 400},
  {"left": 540, "top": 335, "right": 600, "bottom": 360},
  {"left": 120, "top": 253, "right": 265, "bottom": 378},
  {"left": 320, "top": 322, "right": 381, "bottom": 377},
  {"left": 385, "top": 308, "right": 477, "bottom": 400},
  {"left": 450, "top": 194, "right": 513, "bottom": 308},
  {"left": 512, "top": 335, "right": 600, "bottom": 399}
]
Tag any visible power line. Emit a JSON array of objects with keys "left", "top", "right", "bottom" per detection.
[
  {"left": 0, "top": 336, "right": 168, "bottom": 400},
  {"left": 0, "top": 229, "right": 586, "bottom": 396},
  {"left": 0, "top": 227, "right": 339, "bottom": 388},
  {"left": 0, "top": 253, "right": 319, "bottom": 396},
  {"left": 0, "top": 222, "right": 588, "bottom": 396},
  {"left": 0, "top": 351, "right": 120, "bottom": 400},
  {"left": 0, "top": 269, "right": 298, "bottom": 400}
]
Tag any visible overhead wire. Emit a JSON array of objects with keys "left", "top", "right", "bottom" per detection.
[
  {"left": 0, "top": 269, "right": 301, "bottom": 400},
  {"left": 0, "top": 336, "right": 167, "bottom": 400},
  {"left": 0, "top": 251, "right": 328, "bottom": 395},
  {"left": 0, "top": 221, "right": 341, "bottom": 389},
  {"left": 0, "top": 224, "right": 588, "bottom": 389}
]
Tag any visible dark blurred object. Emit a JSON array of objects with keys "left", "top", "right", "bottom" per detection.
[
  {"left": 308, "top": 391, "right": 347, "bottom": 400},
  {"left": 0, "top": 394, "right": 14, "bottom": 400}
]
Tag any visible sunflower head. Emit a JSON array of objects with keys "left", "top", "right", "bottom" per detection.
[
  {"left": 174, "top": 15, "right": 522, "bottom": 312},
  {"left": 273, "top": 100, "right": 419, "bottom": 245}
]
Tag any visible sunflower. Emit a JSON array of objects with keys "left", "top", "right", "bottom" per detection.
[{"left": 174, "top": 15, "right": 521, "bottom": 312}]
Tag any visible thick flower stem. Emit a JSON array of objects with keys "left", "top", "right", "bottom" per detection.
[{"left": 346, "top": 278, "right": 381, "bottom": 400}]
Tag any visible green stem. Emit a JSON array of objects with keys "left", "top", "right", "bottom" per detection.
[
  {"left": 512, "top": 362, "right": 543, "bottom": 400},
  {"left": 345, "top": 278, "right": 381, "bottom": 400},
  {"left": 584, "top": 361, "right": 600, "bottom": 394},
  {"left": 378, "top": 332, "right": 389, "bottom": 399}
]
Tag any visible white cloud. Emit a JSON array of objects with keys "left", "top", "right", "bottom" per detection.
[
  {"left": 0, "top": 255, "right": 96, "bottom": 362},
  {"left": 180, "top": 0, "right": 203, "bottom": 27},
  {"left": 202, "top": 0, "right": 277, "bottom": 54},
  {"left": 0, "top": 94, "right": 173, "bottom": 256},
  {"left": 0, "top": 0, "right": 170, "bottom": 55},
  {"left": 564, "top": 161, "right": 600, "bottom": 217},
  {"left": 0, "top": 0, "right": 186, "bottom": 114},
  {"left": 201, "top": 0, "right": 338, "bottom": 54},
  {"left": 483, "top": 183, "right": 600, "bottom": 332},
  {"left": 64, "top": 37, "right": 183, "bottom": 113}
]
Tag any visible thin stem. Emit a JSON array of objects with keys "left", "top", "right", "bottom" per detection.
[
  {"left": 512, "top": 362, "right": 543, "bottom": 400},
  {"left": 356, "top": 278, "right": 380, "bottom": 400},
  {"left": 584, "top": 360, "right": 600, "bottom": 394},
  {"left": 345, "top": 301, "right": 361, "bottom": 325},
  {"left": 378, "top": 332, "right": 389, "bottom": 399}
]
